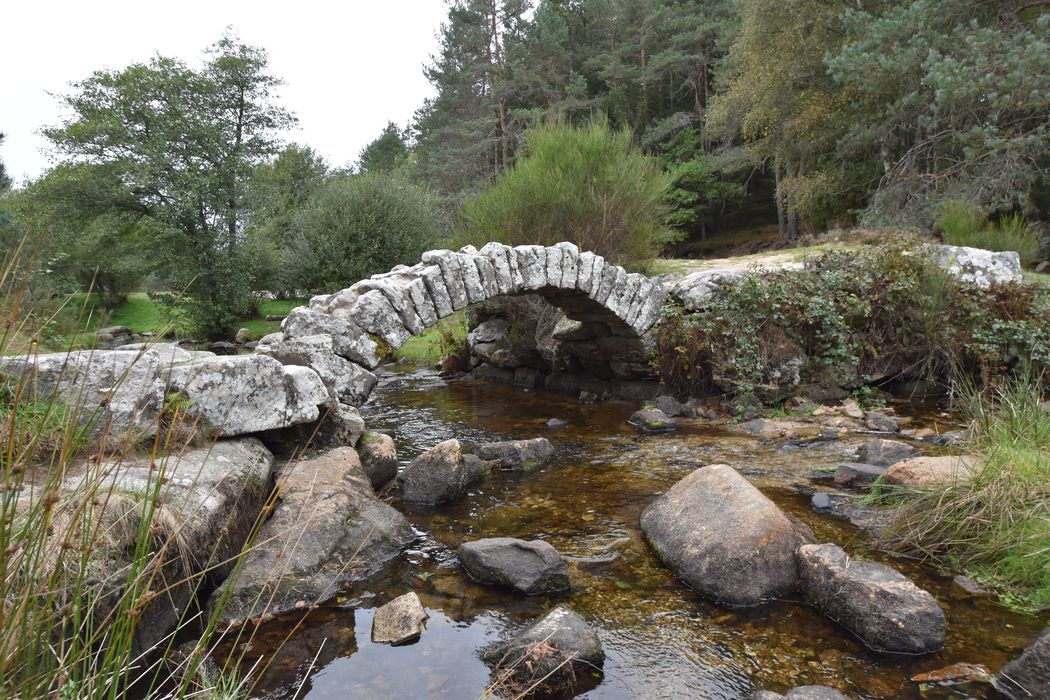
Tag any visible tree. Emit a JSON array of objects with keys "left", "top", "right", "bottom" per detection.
[
  {"left": 357, "top": 122, "right": 409, "bottom": 174},
  {"left": 43, "top": 32, "right": 295, "bottom": 338},
  {"left": 413, "top": 0, "right": 531, "bottom": 202},
  {"left": 827, "top": 0, "right": 1050, "bottom": 227},
  {"left": 708, "top": 0, "right": 853, "bottom": 241},
  {"left": 458, "top": 119, "right": 678, "bottom": 268},
  {"left": 284, "top": 173, "right": 447, "bottom": 293},
  {"left": 0, "top": 133, "right": 11, "bottom": 192}
]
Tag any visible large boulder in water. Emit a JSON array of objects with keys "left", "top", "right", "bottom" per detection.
[
  {"left": 471, "top": 437, "right": 555, "bottom": 470},
  {"left": 857, "top": 438, "right": 919, "bottom": 467},
  {"left": 458, "top": 537, "right": 570, "bottom": 594},
  {"left": 398, "top": 439, "right": 495, "bottom": 504},
  {"left": 482, "top": 606, "right": 604, "bottom": 696},
  {"left": 213, "top": 447, "right": 415, "bottom": 624},
  {"left": 995, "top": 627, "right": 1050, "bottom": 699},
  {"left": 641, "top": 464, "right": 813, "bottom": 606},
  {"left": 796, "top": 543, "right": 945, "bottom": 654}
]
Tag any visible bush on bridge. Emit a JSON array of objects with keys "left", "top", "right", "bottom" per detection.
[{"left": 656, "top": 241, "right": 1050, "bottom": 400}]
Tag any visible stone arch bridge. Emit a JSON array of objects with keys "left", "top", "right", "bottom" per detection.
[{"left": 260, "top": 241, "right": 668, "bottom": 408}]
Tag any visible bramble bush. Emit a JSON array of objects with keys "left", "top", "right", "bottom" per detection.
[{"left": 655, "top": 241, "right": 1050, "bottom": 400}]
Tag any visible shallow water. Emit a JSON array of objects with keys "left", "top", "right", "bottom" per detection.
[{"left": 233, "top": 368, "right": 1046, "bottom": 699}]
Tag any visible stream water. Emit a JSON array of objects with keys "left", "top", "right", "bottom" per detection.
[{"left": 236, "top": 368, "right": 1045, "bottom": 699}]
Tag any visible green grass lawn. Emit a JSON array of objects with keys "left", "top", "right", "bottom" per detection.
[
  {"left": 43, "top": 293, "right": 307, "bottom": 349},
  {"left": 395, "top": 312, "right": 467, "bottom": 365}
]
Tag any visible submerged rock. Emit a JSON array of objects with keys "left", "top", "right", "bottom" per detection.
[
  {"left": 458, "top": 537, "right": 570, "bottom": 594},
  {"left": 883, "top": 455, "right": 977, "bottom": 487},
  {"left": 357, "top": 431, "right": 399, "bottom": 490},
  {"left": 857, "top": 438, "right": 919, "bottom": 467},
  {"left": 472, "top": 437, "right": 556, "bottom": 470},
  {"left": 995, "top": 627, "right": 1049, "bottom": 700},
  {"left": 399, "top": 439, "right": 495, "bottom": 504},
  {"left": 482, "top": 606, "right": 604, "bottom": 696},
  {"left": 750, "top": 686, "right": 852, "bottom": 699},
  {"left": 628, "top": 407, "right": 676, "bottom": 433},
  {"left": 727, "top": 418, "right": 821, "bottom": 440},
  {"left": 371, "top": 592, "right": 429, "bottom": 645},
  {"left": 796, "top": 543, "right": 946, "bottom": 654},
  {"left": 834, "top": 462, "right": 887, "bottom": 486},
  {"left": 640, "top": 464, "right": 813, "bottom": 606},
  {"left": 213, "top": 447, "right": 415, "bottom": 624}
]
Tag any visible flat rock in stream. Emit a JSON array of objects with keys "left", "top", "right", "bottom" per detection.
[
  {"left": 471, "top": 437, "right": 555, "bottom": 470},
  {"left": 213, "top": 447, "right": 415, "bottom": 624},
  {"left": 482, "top": 606, "right": 604, "bottom": 696},
  {"left": 628, "top": 407, "right": 676, "bottom": 433},
  {"left": 640, "top": 464, "right": 814, "bottom": 606},
  {"left": 883, "top": 455, "right": 977, "bottom": 487},
  {"left": 834, "top": 462, "right": 886, "bottom": 486},
  {"left": 797, "top": 543, "right": 945, "bottom": 654},
  {"left": 727, "top": 419, "right": 821, "bottom": 440},
  {"left": 458, "top": 537, "right": 570, "bottom": 594},
  {"left": 371, "top": 592, "right": 429, "bottom": 645}
]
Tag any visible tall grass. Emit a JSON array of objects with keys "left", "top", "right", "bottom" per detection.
[
  {"left": 0, "top": 240, "right": 258, "bottom": 698},
  {"left": 879, "top": 372, "right": 1050, "bottom": 611},
  {"left": 939, "top": 201, "right": 1043, "bottom": 266}
]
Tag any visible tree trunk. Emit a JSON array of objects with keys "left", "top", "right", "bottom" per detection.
[{"left": 774, "top": 164, "right": 786, "bottom": 238}]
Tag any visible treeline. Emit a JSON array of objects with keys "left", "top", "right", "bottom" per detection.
[
  {"left": 407, "top": 0, "right": 1048, "bottom": 240},
  {"left": 1, "top": 3, "right": 1047, "bottom": 340}
]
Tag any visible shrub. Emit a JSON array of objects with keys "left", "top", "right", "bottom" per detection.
[
  {"left": 456, "top": 119, "right": 680, "bottom": 270},
  {"left": 655, "top": 241, "right": 1050, "bottom": 400},
  {"left": 284, "top": 173, "right": 448, "bottom": 294},
  {"left": 939, "top": 201, "right": 1042, "bottom": 266}
]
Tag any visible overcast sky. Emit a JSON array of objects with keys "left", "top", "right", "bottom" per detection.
[{"left": 0, "top": 0, "right": 450, "bottom": 185}]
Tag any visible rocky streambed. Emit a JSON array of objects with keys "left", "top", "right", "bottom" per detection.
[{"left": 218, "top": 367, "right": 1046, "bottom": 699}]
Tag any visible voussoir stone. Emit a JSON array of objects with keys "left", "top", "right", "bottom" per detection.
[
  {"left": 797, "top": 543, "right": 946, "bottom": 654},
  {"left": 371, "top": 592, "right": 429, "bottom": 645},
  {"left": 167, "top": 355, "right": 329, "bottom": 436},
  {"left": 213, "top": 447, "right": 415, "bottom": 624},
  {"left": 641, "top": 464, "right": 814, "bottom": 605},
  {"left": 282, "top": 306, "right": 382, "bottom": 369},
  {"left": 458, "top": 537, "right": 570, "bottom": 594},
  {"left": 482, "top": 606, "right": 604, "bottom": 695},
  {"left": 256, "top": 334, "right": 377, "bottom": 407},
  {"left": 471, "top": 437, "right": 555, "bottom": 470}
]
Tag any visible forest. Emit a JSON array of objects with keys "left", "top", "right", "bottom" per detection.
[{"left": 0, "top": 0, "right": 1047, "bottom": 339}]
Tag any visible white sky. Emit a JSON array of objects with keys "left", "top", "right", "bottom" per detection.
[{"left": 0, "top": 0, "right": 450, "bottom": 185}]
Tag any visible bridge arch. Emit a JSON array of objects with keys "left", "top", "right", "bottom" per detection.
[{"left": 267, "top": 242, "right": 667, "bottom": 408}]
